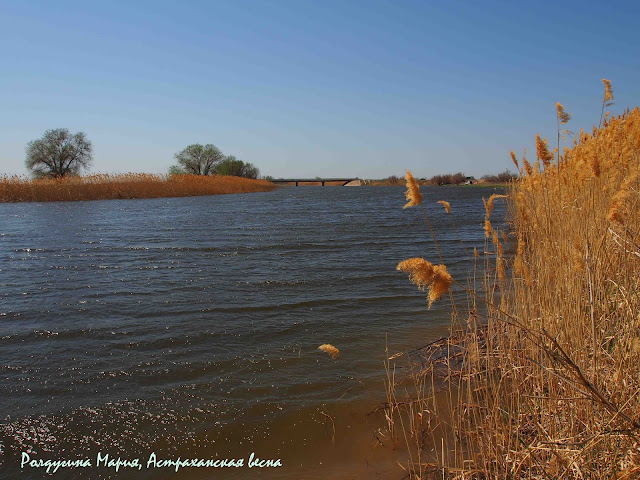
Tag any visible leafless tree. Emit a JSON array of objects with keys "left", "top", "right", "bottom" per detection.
[{"left": 25, "top": 128, "right": 93, "bottom": 178}]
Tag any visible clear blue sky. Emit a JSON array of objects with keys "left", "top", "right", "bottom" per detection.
[{"left": 1, "top": 0, "right": 639, "bottom": 179}]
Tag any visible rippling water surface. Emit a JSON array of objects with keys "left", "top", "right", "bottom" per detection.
[{"left": 0, "top": 186, "right": 505, "bottom": 479}]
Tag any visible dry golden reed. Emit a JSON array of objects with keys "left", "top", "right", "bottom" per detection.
[
  {"left": 396, "top": 258, "right": 452, "bottom": 308},
  {"left": 556, "top": 102, "right": 572, "bottom": 124},
  {"left": 396, "top": 258, "right": 436, "bottom": 290},
  {"left": 483, "top": 218, "right": 493, "bottom": 238},
  {"left": 482, "top": 193, "right": 505, "bottom": 239},
  {"left": 510, "top": 150, "right": 519, "bottom": 169},
  {"left": 437, "top": 200, "right": 451, "bottom": 213},
  {"left": 608, "top": 170, "right": 639, "bottom": 224},
  {"left": 496, "top": 256, "right": 505, "bottom": 281},
  {"left": 484, "top": 193, "right": 506, "bottom": 215},
  {"left": 535, "top": 133, "right": 554, "bottom": 168},
  {"left": 403, "top": 170, "right": 423, "bottom": 208},
  {"left": 428, "top": 264, "right": 453, "bottom": 307},
  {"left": 590, "top": 151, "right": 601, "bottom": 177},
  {"left": 385, "top": 80, "right": 640, "bottom": 480},
  {"left": 0, "top": 174, "right": 277, "bottom": 202},
  {"left": 602, "top": 78, "right": 614, "bottom": 102},
  {"left": 318, "top": 344, "right": 340, "bottom": 360},
  {"left": 476, "top": 101, "right": 640, "bottom": 479},
  {"left": 522, "top": 149, "right": 533, "bottom": 176}
]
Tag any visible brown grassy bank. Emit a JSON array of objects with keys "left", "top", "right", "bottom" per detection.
[
  {"left": 0, "top": 173, "right": 277, "bottom": 202},
  {"left": 388, "top": 102, "right": 640, "bottom": 477}
]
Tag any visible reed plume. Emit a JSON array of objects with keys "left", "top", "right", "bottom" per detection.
[
  {"left": 510, "top": 151, "right": 519, "bottom": 169},
  {"left": 437, "top": 200, "right": 451, "bottom": 214},
  {"left": 318, "top": 344, "right": 340, "bottom": 360},
  {"left": 396, "top": 258, "right": 435, "bottom": 290},
  {"left": 522, "top": 149, "right": 533, "bottom": 176},
  {"left": 482, "top": 194, "right": 505, "bottom": 239},
  {"left": 428, "top": 265, "right": 453, "bottom": 307},
  {"left": 396, "top": 258, "right": 452, "bottom": 308},
  {"left": 555, "top": 102, "right": 572, "bottom": 124},
  {"left": 600, "top": 79, "right": 615, "bottom": 128},
  {"left": 602, "top": 78, "right": 614, "bottom": 102},
  {"left": 556, "top": 103, "right": 572, "bottom": 168},
  {"left": 484, "top": 194, "right": 507, "bottom": 216},
  {"left": 535, "top": 133, "right": 554, "bottom": 168},
  {"left": 403, "top": 170, "right": 423, "bottom": 208},
  {"left": 483, "top": 218, "right": 493, "bottom": 238}
]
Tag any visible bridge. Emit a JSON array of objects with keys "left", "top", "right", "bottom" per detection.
[{"left": 271, "top": 178, "right": 359, "bottom": 186}]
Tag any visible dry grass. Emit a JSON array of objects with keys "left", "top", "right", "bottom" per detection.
[
  {"left": 387, "top": 86, "right": 640, "bottom": 478},
  {"left": 0, "top": 173, "right": 277, "bottom": 202}
]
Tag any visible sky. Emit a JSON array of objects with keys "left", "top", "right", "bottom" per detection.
[{"left": 1, "top": 0, "right": 639, "bottom": 179}]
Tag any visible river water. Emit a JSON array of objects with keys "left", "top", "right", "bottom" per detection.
[{"left": 0, "top": 186, "right": 505, "bottom": 479}]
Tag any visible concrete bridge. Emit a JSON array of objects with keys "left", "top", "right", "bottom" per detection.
[{"left": 271, "top": 178, "right": 359, "bottom": 186}]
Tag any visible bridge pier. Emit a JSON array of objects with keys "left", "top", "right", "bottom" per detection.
[{"left": 321, "top": 181, "right": 325, "bottom": 186}]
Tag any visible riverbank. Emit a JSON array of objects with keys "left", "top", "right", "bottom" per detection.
[
  {"left": 0, "top": 174, "right": 277, "bottom": 202},
  {"left": 386, "top": 107, "right": 640, "bottom": 478}
]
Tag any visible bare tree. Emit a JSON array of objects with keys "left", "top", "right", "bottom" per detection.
[
  {"left": 25, "top": 128, "right": 93, "bottom": 178},
  {"left": 172, "top": 144, "right": 224, "bottom": 175}
]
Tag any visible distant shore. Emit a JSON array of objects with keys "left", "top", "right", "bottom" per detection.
[
  {"left": 363, "top": 179, "right": 510, "bottom": 187},
  {"left": 0, "top": 174, "right": 277, "bottom": 203}
]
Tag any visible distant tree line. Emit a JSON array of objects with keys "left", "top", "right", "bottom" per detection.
[
  {"left": 169, "top": 144, "right": 259, "bottom": 179},
  {"left": 430, "top": 172, "right": 467, "bottom": 185},
  {"left": 377, "top": 173, "right": 467, "bottom": 186},
  {"left": 385, "top": 175, "right": 404, "bottom": 185},
  {"left": 377, "top": 170, "right": 516, "bottom": 186},
  {"left": 481, "top": 170, "right": 517, "bottom": 183},
  {"left": 23, "top": 128, "right": 263, "bottom": 180},
  {"left": 430, "top": 171, "right": 516, "bottom": 185}
]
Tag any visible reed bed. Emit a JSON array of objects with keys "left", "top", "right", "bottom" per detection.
[
  {"left": 0, "top": 173, "right": 277, "bottom": 202},
  {"left": 387, "top": 85, "right": 640, "bottom": 478}
]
